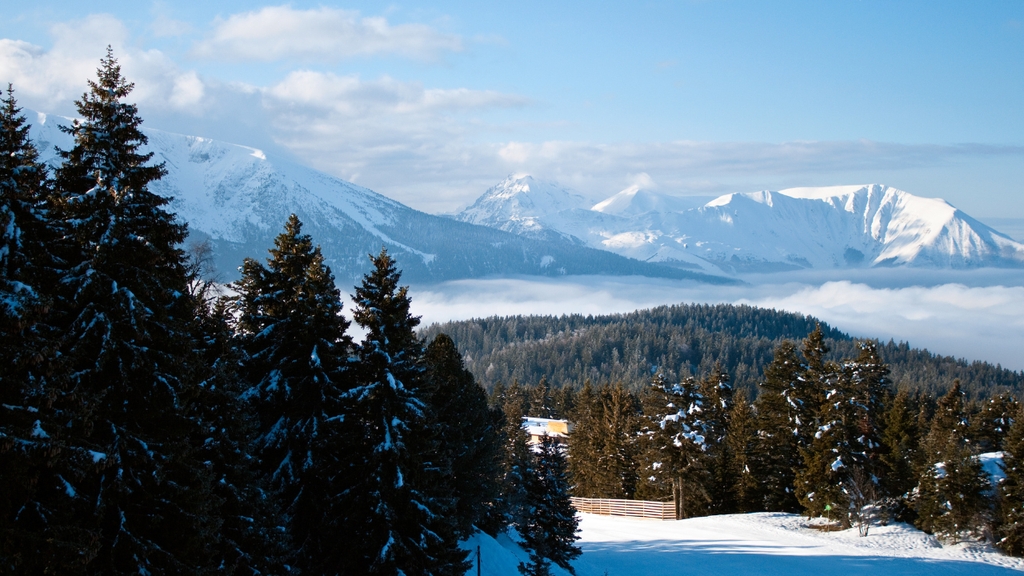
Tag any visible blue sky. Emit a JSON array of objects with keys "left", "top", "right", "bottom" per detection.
[{"left": 1, "top": 1, "right": 1022, "bottom": 219}]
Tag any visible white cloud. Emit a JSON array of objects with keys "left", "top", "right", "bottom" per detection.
[
  {"left": 192, "top": 6, "right": 462, "bottom": 62},
  {"left": 409, "top": 274, "right": 1024, "bottom": 371},
  {"left": 0, "top": 15, "right": 207, "bottom": 113}
]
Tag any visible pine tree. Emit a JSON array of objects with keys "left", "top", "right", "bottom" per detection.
[
  {"left": 971, "top": 392, "right": 1018, "bottom": 453},
  {"left": 567, "top": 380, "right": 604, "bottom": 498},
  {"left": 998, "top": 403, "right": 1024, "bottom": 555},
  {"left": 422, "top": 332, "right": 503, "bottom": 537},
  {"left": 0, "top": 85, "right": 94, "bottom": 574},
  {"left": 493, "top": 379, "right": 532, "bottom": 535},
  {"left": 794, "top": 362, "right": 858, "bottom": 525},
  {"left": 700, "top": 362, "right": 734, "bottom": 514},
  {"left": 518, "top": 437, "right": 581, "bottom": 576},
  {"left": 594, "top": 382, "right": 640, "bottom": 500},
  {"left": 880, "top": 389, "right": 920, "bottom": 503},
  {"left": 192, "top": 298, "right": 286, "bottom": 574},
  {"left": 45, "top": 48, "right": 217, "bottom": 573},
  {"left": 343, "top": 248, "right": 467, "bottom": 575},
  {"left": 915, "top": 381, "right": 991, "bottom": 542},
  {"left": 638, "top": 373, "right": 709, "bottom": 518},
  {"left": 727, "top": 391, "right": 760, "bottom": 512},
  {"left": 751, "top": 340, "right": 802, "bottom": 512},
  {"left": 232, "top": 214, "right": 356, "bottom": 571}
]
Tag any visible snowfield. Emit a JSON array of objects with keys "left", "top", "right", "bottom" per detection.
[{"left": 465, "top": 512, "right": 1024, "bottom": 575}]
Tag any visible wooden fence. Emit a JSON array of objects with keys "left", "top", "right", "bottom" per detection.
[{"left": 570, "top": 497, "right": 676, "bottom": 520}]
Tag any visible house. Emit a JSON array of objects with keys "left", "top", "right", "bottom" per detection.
[{"left": 522, "top": 417, "right": 573, "bottom": 445}]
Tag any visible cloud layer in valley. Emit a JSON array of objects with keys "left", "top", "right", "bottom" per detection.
[{"left": 408, "top": 274, "right": 1024, "bottom": 371}]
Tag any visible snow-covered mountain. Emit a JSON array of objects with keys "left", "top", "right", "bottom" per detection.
[
  {"left": 26, "top": 113, "right": 725, "bottom": 284},
  {"left": 457, "top": 175, "right": 1024, "bottom": 274}
]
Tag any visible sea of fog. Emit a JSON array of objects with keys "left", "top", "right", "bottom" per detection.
[{"left": 401, "top": 268, "right": 1024, "bottom": 372}]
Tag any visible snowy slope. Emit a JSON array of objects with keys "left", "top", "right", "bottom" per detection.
[
  {"left": 25, "top": 113, "right": 726, "bottom": 284},
  {"left": 465, "top": 512, "right": 1024, "bottom": 576},
  {"left": 569, "top": 512, "right": 1024, "bottom": 576},
  {"left": 458, "top": 177, "right": 1024, "bottom": 275}
]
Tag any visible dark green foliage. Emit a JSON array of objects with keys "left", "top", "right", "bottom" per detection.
[
  {"left": 423, "top": 333, "right": 504, "bottom": 537},
  {"left": 0, "top": 83, "right": 95, "bottom": 575},
  {"left": 795, "top": 360, "right": 857, "bottom": 524},
  {"left": 37, "top": 48, "right": 218, "bottom": 573},
  {"left": 971, "top": 392, "right": 1018, "bottom": 453},
  {"left": 567, "top": 381, "right": 604, "bottom": 498},
  {"left": 191, "top": 298, "right": 286, "bottom": 574},
  {"left": 637, "top": 374, "right": 710, "bottom": 517},
  {"left": 491, "top": 380, "right": 532, "bottom": 535},
  {"left": 998, "top": 404, "right": 1024, "bottom": 555},
  {"left": 518, "top": 437, "right": 581, "bottom": 576},
  {"left": 568, "top": 382, "right": 641, "bottom": 500},
  {"left": 343, "top": 248, "right": 468, "bottom": 575},
  {"left": 915, "top": 381, "right": 991, "bottom": 542},
  {"left": 231, "top": 213, "right": 356, "bottom": 572},
  {"left": 700, "top": 362, "right": 735, "bottom": 514},
  {"left": 751, "top": 340, "right": 802, "bottom": 512},
  {"left": 420, "top": 307, "right": 1023, "bottom": 400},
  {"left": 880, "top": 389, "right": 921, "bottom": 501},
  {"left": 727, "top": 391, "right": 760, "bottom": 512}
]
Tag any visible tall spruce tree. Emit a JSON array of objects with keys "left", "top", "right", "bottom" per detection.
[
  {"left": 971, "top": 392, "right": 1018, "bottom": 453},
  {"left": 752, "top": 340, "right": 803, "bottom": 512},
  {"left": 880, "top": 389, "right": 920, "bottom": 505},
  {"left": 638, "top": 374, "right": 709, "bottom": 518},
  {"left": 567, "top": 381, "right": 604, "bottom": 498},
  {"left": 727, "top": 391, "right": 760, "bottom": 512},
  {"left": 46, "top": 48, "right": 217, "bottom": 573},
  {"left": 518, "top": 437, "right": 581, "bottom": 576},
  {"left": 232, "top": 214, "right": 352, "bottom": 572},
  {"left": 422, "top": 333, "right": 503, "bottom": 537},
  {"left": 998, "top": 403, "right": 1024, "bottom": 555},
  {"left": 595, "top": 382, "right": 640, "bottom": 500},
  {"left": 343, "top": 248, "right": 467, "bottom": 575},
  {"left": 915, "top": 381, "right": 990, "bottom": 542},
  {"left": 794, "top": 361, "right": 858, "bottom": 525},
  {"left": 0, "top": 85, "right": 92, "bottom": 574},
  {"left": 700, "top": 363, "right": 734, "bottom": 514}
]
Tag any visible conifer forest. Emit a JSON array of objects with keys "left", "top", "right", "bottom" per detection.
[{"left": 4, "top": 51, "right": 1024, "bottom": 575}]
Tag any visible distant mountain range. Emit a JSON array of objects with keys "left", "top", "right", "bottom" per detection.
[
  {"left": 457, "top": 175, "right": 1024, "bottom": 274},
  {"left": 25, "top": 113, "right": 725, "bottom": 285}
]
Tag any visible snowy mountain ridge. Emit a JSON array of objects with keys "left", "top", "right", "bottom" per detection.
[
  {"left": 25, "top": 113, "right": 723, "bottom": 284},
  {"left": 456, "top": 175, "right": 1024, "bottom": 274}
]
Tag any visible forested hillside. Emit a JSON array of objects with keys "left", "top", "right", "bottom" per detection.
[{"left": 421, "top": 304, "right": 1024, "bottom": 398}]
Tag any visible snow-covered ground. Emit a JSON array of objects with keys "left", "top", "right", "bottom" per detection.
[{"left": 465, "top": 512, "right": 1024, "bottom": 576}]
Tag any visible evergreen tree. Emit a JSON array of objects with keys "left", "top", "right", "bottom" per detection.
[
  {"left": 794, "top": 362, "right": 858, "bottom": 525},
  {"left": 232, "top": 214, "right": 355, "bottom": 571},
  {"left": 342, "top": 248, "right": 467, "bottom": 575},
  {"left": 998, "top": 403, "right": 1024, "bottom": 555},
  {"left": 847, "top": 340, "right": 891, "bottom": 483},
  {"left": 567, "top": 380, "right": 604, "bottom": 498},
  {"left": 193, "top": 298, "right": 286, "bottom": 574},
  {"left": 422, "top": 332, "right": 503, "bottom": 537},
  {"left": 45, "top": 48, "right": 217, "bottom": 573},
  {"left": 751, "top": 340, "right": 802, "bottom": 512},
  {"left": 971, "top": 392, "right": 1018, "bottom": 453},
  {"left": 594, "top": 382, "right": 640, "bottom": 499},
  {"left": 500, "top": 380, "right": 533, "bottom": 534},
  {"left": 700, "top": 362, "right": 734, "bottom": 513},
  {"left": 518, "top": 437, "right": 581, "bottom": 576},
  {"left": 880, "top": 389, "right": 920, "bottom": 503},
  {"left": 0, "top": 85, "right": 93, "bottom": 574},
  {"left": 529, "top": 377, "right": 554, "bottom": 418},
  {"left": 915, "top": 381, "right": 990, "bottom": 542},
  {"left": 638, "top": 374, "right": 709, "bottom": 518},
  {"left": 727, "top": 391, "right": 760, "bottom": 512}
]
